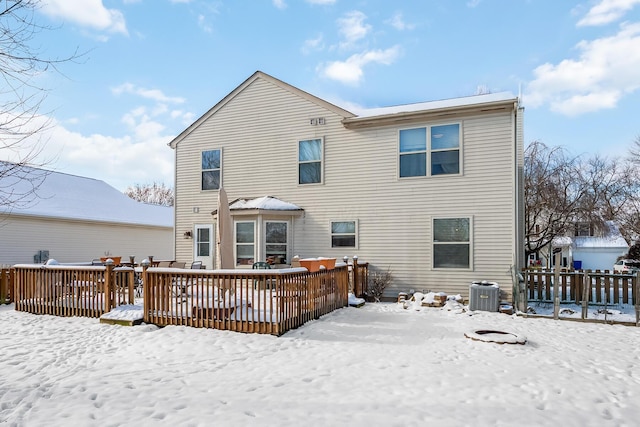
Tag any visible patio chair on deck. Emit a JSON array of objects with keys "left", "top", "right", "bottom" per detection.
[
  {"left": 252, "top": 261, "right": 273, "bottom": 289},
  {"left": 190, "top": 261, "right": 203, "bottom": 269}
]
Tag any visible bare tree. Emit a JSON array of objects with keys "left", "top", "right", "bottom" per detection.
[
  {"left": 524, "top": 141, "right": 588, "bottom": 257},
  {"left": 577, "top": 155, "right": 640, "bottom": 241},
  {"left": 1, "top": 0, "right": 79, "bottom": 209},
  {"left": 124, "top": 183, "right": 174, "bottom": 207},
  {"left": 526, "top": 141, "right": 640, "bottom": 259}
]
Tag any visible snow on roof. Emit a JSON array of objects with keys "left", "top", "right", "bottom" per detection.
[
  {"left": 553, "top": 222, "right": 630, "bottom": 249},
  {"left": 228, "top": 196, "right": 303, "bottom": 211},
  {"left": 573, "top": 236, "right": 629, "bottom": 249},
  {"left": 0, "top": 164, "right": 172, "bottom": 227},
  {"left": 352, "top": 91, "right": 517, "bottom": 118}
]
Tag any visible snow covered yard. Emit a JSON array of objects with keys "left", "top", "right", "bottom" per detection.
[{"left": 2, "top": 302, "right": 640, "bottom": 426}]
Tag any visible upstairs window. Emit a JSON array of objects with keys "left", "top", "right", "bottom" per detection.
[
  {"left": 202, "top": 149, "right": 221, "bottom": 190},
  {"left": 331, "top": 220, "right": 357, "bottom": 248},
  {"left": 299, "top": 138, "right": 323, "bottom": 184},
  {"left": 399, "top": 123, "right": 460, "bottom": 178},
  {"left": 399, "top": 128, "right": 427, "bottom": 177}
]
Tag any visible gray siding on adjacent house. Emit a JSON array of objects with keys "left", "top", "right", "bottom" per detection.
[
  {"left": 172, "top": 72, "right": 522, "bottom": 300},
  {"left": 0, "top": 216, "right": 173, "bottom": 265}
]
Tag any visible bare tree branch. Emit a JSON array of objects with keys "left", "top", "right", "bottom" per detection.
[
  {"left": 124, "top": 182, "right": 174, "bottom": 207},
  {"left": 0, "top": 0, "right": 81, "bottom": 209}
]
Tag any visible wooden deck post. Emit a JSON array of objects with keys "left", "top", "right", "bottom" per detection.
[
  {"left": 352, "top": 256, "right": 359, "bottom": 297},
  {"left": 104, "top": 260, "right": 114, "bottom": 313},
  {"left": 0, "top": 267, "right": 7, "bottom": 304},
  {"left": 141, "top": 259, "right": 151, "bottom": 324}
]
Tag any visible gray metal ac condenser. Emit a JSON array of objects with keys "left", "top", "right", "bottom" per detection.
[{"left": 469, "top": 281, "right": 500, "bottom": 312}]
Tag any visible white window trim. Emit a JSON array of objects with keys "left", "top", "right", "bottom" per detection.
[
  {"left": 235, "top": 220, "right": 256, "bottom": 268},
  {"left": 431, "top": 216, "right": 473, "bottom": 271},
  {"left": 397, "top": 122, "right": 462, "bottom": 179},
  {"left": 297, "top": 137, "right": 324, "bottom": 185},
  {"left": 201, "top": 148, "right": 223, "bottom": 191},
  {"left": 330, "top": 219, "right": 359, "bottom": 249}
]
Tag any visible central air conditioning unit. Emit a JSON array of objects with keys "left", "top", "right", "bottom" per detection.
[{"left": 469, "top": 281, "right": 500, "bottom": 312}]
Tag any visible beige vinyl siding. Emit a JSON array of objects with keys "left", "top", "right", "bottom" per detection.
[
  {"left": 174, "top": 76, "right": 520, "bottom": 299},
  {"left": 0, "top": 216, "right": 173, "bottom": 265}
]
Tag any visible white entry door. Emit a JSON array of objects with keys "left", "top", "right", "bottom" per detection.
[{"left": 194, "top": 224, "right": 213, "bottom": 269}]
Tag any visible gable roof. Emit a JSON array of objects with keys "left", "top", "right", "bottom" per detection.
[
  {"left": 168, "top": 71, "right": 520, "bottom": 147},
  {"left": 168, "top": 71, "right": 356, "bottom": 149},
  {"left": 0, "top": 163, "right": 173, "bottom": 227}
]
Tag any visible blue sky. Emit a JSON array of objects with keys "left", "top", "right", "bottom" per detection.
[{"left": 4, "top": 0, "right": 640, "bottom": 190}]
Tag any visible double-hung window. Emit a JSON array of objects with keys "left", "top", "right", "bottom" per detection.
[
  {"left": 235, "top": 221, "right": 255, "bottom": 266},
  {"left": 202, "top": 149, "right": 221, "bottom": 190},
  {"left": 399, "top": 123, "right": 460, "bottom": 177},
  {"left": 331, "top": 220, "right": 357, "bottom": 248},
  {"left": 265, "top": 221, "right": 288, "bottom": 264},
  {"left": 433, "top": 217, "right": 471, "bottom": 269},
  {"left": 299, "top": 138, "right": 323, "bottom": 184}
]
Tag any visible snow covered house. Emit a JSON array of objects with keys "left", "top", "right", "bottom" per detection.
[
  {"left": 0, "top": 164, "right": 173, "bottom": 265},
  {"left": 169, "top": 71, "right": 524, "bottom": 299},
  {"left": 544, "top": 222, "right": 629, "bottom": 271}
]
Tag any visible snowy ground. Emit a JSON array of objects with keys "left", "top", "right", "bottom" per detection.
[{"left": 2, "top": 301, "right": 640, "bottom": 426}]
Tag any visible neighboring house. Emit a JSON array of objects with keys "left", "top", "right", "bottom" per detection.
[
  {"left": 169, "top": 71, "right": 524, "bottom": 299},
  {"left": 540, "top": 222, "right": 629, "bottom": 271},
  {"left": 0, "top": 164, "right": 173, "bottom": 265}
]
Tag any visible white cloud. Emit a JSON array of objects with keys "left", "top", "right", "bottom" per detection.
[
  {"left": 467, "top": 0, "right": 482, "bottom": 8},
  {"left": 302, "top": 34, "right": 325, "bottom": 54},
  {"left": 526, "top": 22, "right": 640, "bottom": 115},
  {"left": 577, "top": 0, "right": 640, "bottom": 26},
  {"left": 387, "top": 12, "right": 415, "bottom": 31},
  {"left": 111, "top": 83, "right": 185, "bottom": 104},
  {"left": 40, "top": 0, "right": 128, "bottom": 35},
  {"left": 319, "top": 45, "right": 402, "bottom": 85},
  {"left": 0, "top": 111, "right": 174, "bottom": 191},
  {"left": 337, "top": 11, "right": 371, "bottom": 49},
  {"left": 198, "top": 14, "right": 213, "bottom": 33},
  {"left": 273, "top": 0, "right": 287, "bottom": 9},
  {"left": 306, "top": 0, "right": 336, "bottom": 4}
]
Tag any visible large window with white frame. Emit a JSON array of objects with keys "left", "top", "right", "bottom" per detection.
[
  {"left": 399, "top": 123, "right": 460, "bottom": 178},
  {"left": 432, "top": 217, "right": 471, "bottom": 269},
  {"left": 265, "top": 221, "right": 288, "bottom": 264},
  {"left": 235, "top": 221, "right": 255, "bottom": 266},
  {"left": 331, "top": 220, "right": 357, "bottom": 248},
  {"left": 201, "top": 149, "right": 221, "bottom": 190},
  {"left": 298, "top": 138, "right": 323, "bottom": 184}
]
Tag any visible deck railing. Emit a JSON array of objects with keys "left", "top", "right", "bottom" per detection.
[
  {"left": 143, "top": 264, "right": 350, "bottom": 336},
  {"left": 12, "top": 264, "right": 135, "bottom": 318}
]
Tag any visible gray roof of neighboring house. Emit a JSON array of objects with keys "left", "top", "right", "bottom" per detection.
[{"left": 0, "top": 163, "right": 173, "bottom": 227}]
